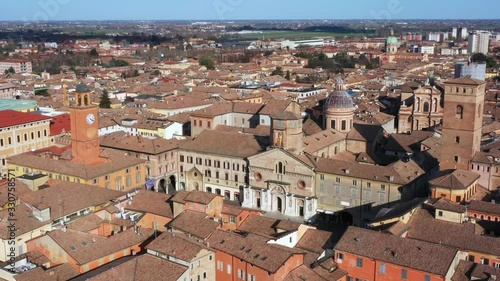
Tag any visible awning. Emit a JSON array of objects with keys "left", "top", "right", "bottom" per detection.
[
  {"left": 146, "top": 180, "right": 155, "bottom": 189},
  {"left": 316, "top": 209, "right": 325, "bottom": 213}
]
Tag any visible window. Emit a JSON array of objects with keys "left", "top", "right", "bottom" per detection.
[
  {"left": 401, "top": 269, "right": 408, "bottom": 279},
  {"left": 180, "top": 155, "right": 185, "bottom": 162},
  {"left": 276, "top": 162, "right": 285, "bottom": 174},
  {"left": 331, "top": 120, "right": 336, "bottom": 129},
  {"left": 187, "top": 156, "right": 193, "bottom": 164},
  {"left": 456, "top": 105, "right": 463, "bottom": 119},
  {"left": 379, "top": 263, "right": 386, "bottom": 274},
  {"left": 356, "top": 258, "right": 363, "bottom": 268},
  {"left": 17, "top": 135, "right": 20, "bottom": 142},
  {"left": 205, "top": 159, "right": 211, "bottom": 166},
  {"left": 336, "top": 177, "right": 341, "bottom": 183},
  {"left": 351, "top": 187, "right": 357, "bottom": 197},
  {"left": 352, "top": 180, "right": 357, "bottom": 186},
  {"left": 207, "top": 121, "right": 211, "bottom": 128},
  {"left": 341, "top": 120, "right": 347, "bottom": 131},
  {"left": 230, "top": 216, "right": 236, "bottom": 223},
  {"left": 425, "top": 275, "right": 431, "bottom": 281},
  {"left": 196, "top": 157, "right": 202, "bottom": 165},
  {"left": 336, "top": 253, "right": 344, "bottom": 263},
  {"left": 456, "top": 196, "right": 461, "bottom": 203},
  {"left": 379, "top": 192, "right": 386, "bottom": 202},
  {"left": 454, "top": 156, "right": 459, "bottom": 162},
  {"left": 481, "top": 257, "right": 489, "bottom": 265},
  {"left": 438, "top": 211, "right": 443, "bottom": 216},
  {"left": 194, "top": 120, "right": 197, "bottom": 126},
  {"left": 217, "top": 261, "right": 223, "bottom": 271},
  {"left": 494, "top": 262, "right": 500, "bottom": 268},
  {"left": 227, "top": 264, "right": 231, "bottom": 274},
  {"left": 423, "top": 102, "right": 430, "bottom": 112},
  {"left": 455, "top": 136, "right": 460, "bottom": 143}
]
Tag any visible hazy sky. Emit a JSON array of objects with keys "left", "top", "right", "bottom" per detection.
[{"left": 1, "top": 0, "right": 499, "bottom": 21}]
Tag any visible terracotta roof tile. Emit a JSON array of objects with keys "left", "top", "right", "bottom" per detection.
[
  {"left": 207, "top": 229, "right": 304, "bottom": 273},
  {"left": 146, "top": 231, "right": 212, "bottom": 262},
  {"left": 86, "top": 254, "right": 188, "bottom": 281},
  {"left": 335, "top": 226, "right": 458, "bottom": 276},
  {"left": 406, "top": 208, "right": 500, "bottom": 257},
  {"left": 47, "top": 227, "right": 153, "bottom": 265},
  {"left": 169, "top": 210, "right": 219, "bottom": 240}
]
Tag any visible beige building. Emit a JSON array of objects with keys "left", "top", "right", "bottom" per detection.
[
  {"left": 0, "top": 110, "right": 52, "bottom": 176},
  {"left": 314, "top": 157, "right": 425, "bottom": 226},
  {"left": 178, "top": 130, "right": 263, "bottom": 202},
  {"left": 99, "top": 131, "right": 179, "bottom": 193},
  {"left": 0, "top": 59, "right": 32, "bottom": 73},
  {"left": 398, "top": 85, "right": 443, "bottom": 133},
  {"left": 244, "top": 148, "right": 317, "bottom": 220}
]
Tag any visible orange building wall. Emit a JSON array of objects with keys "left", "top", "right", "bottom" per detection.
[
  {"left": 469, "top": 210, "right": 500, "bottom": 222},
  {"left": 214, "top": 250, "right": 303, "bottom": 281},
  {"left": 337, "top": 251, "right": 376, "bottom": 281},
  {"left": 374, "top": 260, "right": 445, "bottom": 281},
  {"left": 468, "top": 252, "right": 500, "bottom": 267},
  {"left": 137, "top": 213, "right": 172, "bottom": 231},
  {"left": 337, "top": 251, "right": 446, "bottom": 281}
]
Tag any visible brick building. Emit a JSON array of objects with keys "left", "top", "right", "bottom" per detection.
[{"left": 335, "top": 227, "right": 466, "bottom": 281}]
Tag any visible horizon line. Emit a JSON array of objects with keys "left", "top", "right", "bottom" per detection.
[{"left": 1, "top": 18, "right": 500, "bottom": 22}]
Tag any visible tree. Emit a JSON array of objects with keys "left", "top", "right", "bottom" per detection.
[
  {"left": 99, "top": 90, "right": 111, "bottom": 108},
  {"left": 35, "top": 89, "right": 50, "bottom": 97},
  {"left": 90, "top": 48, "right": 99, "bottom": 56},
  {"left": 152, "top": 69, "right": 161, "bottom": 76},
  {"left": 7, "top": 66, "right": 15, "bottom": 74},
  {"left": 271, "top": 66, "right": 284, "bottom": 76},
  {"left": 285, "top": 70, "right": 291, "bottom": 80},
  {"left": 471, "top": 53, "right": 497, "bottom": 69},
  {"left": 199, "top": 55, "right": 216, "bottom": 70}
]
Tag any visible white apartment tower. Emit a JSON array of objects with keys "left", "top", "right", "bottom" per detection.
[{"left": 468, "top": 31, "right": 490, "bottom": 54}]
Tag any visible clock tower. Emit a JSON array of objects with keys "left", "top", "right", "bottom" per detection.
[{"left": 70, "top": 83, "right": 102, "bottom": 165}]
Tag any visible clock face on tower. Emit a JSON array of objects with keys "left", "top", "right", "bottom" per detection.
[{"left": 86, "top": 113, "right": 95, "bottom": 125}]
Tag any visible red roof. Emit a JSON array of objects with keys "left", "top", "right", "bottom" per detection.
[
  {"left": 50, "top": 113, "right": 71, "bottom": 136},
  {"left": 0, "top": 110, "right": 52, "bottom": 128},
  {"left": 0, "top": 59, "right": 30, "bottom": 63}
]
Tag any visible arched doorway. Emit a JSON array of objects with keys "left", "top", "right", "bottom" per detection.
[
  {"left": 338, "top": 212, "right": 353, "bottom": 225},
  {"left": 168, "top": 175, "right": 176, "bottom": 194},
  {"left": 277, "top": 197, "right": 283, "bottom": 212},
  {"left": 193, "top": 182, "right": 199, "bottom": 191},
  {"left": 158, "top": 179, "right": 166, "bottom": 193}
]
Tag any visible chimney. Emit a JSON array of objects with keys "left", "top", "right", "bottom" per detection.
[{"left": 345, "top": 169, "right": 350, "bottom": 174}]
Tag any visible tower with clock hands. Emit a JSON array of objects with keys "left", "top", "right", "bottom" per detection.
[{"left": 70, "top": 83, "right": 103, "bottom": 165}]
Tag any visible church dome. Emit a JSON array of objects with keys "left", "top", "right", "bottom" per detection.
[
  {"left": 76, "top": 82, "right": 90, "bottom": 93},
  {"left": 324, "top": 79, "right": 354, "bottom": 109},
  {"left": 386, "top": 36, "right": 398, "bottom": 44}
]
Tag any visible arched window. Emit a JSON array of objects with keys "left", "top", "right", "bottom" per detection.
[
  {"left": 433, "top": 98, "right": 438, "bottom": 113},
  {"left": 276, "top": 162, "right": 285, "bottom": 174},
  {"left": 456, "top": 105, "right": 464, "bottom": 119},
  {"left": 415, "top": 97, "right": 420, "bottom": 112},
  {"left": 423, "top": 102, "right": 430, "bottom": 113}
]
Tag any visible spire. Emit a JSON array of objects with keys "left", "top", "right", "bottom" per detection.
[{"left": 390, "top": 28, "right": 394, "bottom": 36}]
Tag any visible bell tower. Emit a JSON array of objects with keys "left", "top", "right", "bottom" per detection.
[
  {"left": 70, "top": 83, "right": 102, "bottom": 165},
  {"left": 271, "top": 111, "right": 303, "bottom": 153},
  {"left": 440, "top": 76, "right": 486, "bottom": 170}
]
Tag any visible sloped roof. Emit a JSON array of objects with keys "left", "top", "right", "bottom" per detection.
[{"left": 429, "top": 169, "right": 480, "bottom": 190}]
